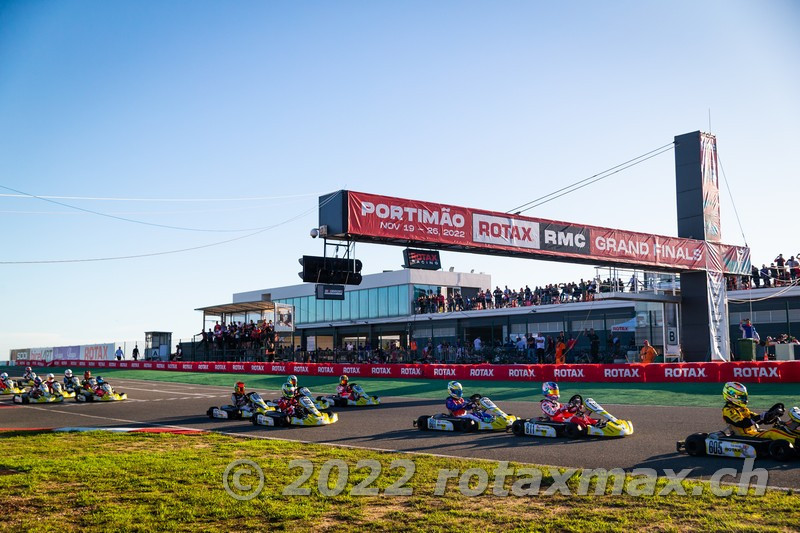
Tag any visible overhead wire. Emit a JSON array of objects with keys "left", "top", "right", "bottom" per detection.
[
  {"left": 0, "top": 189, "right": 341, "bottom": 265},
  {"left": 0, "top": 183, "right": 314, "bottom": 233},
  {"left": 507, "top": 142, "right": 675, "bottom": 215},
  {"left": 0, "top": 191, "right": 322, "bottom": 202}
]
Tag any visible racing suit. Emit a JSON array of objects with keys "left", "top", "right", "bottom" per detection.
[
  {"left": 63, "top": 377, "right": 77, "bottom": 391},
  {"left": 722, "top": 402, "right": 761, "bottom": 436},
  {"left": 722, "top": 401, "right": 797, "bottom": 441},
  {"left": 277, "top": 396, "right": 297, "bottom": 416},
  {"left": 541, "top": 399, "right": 598, "bottom": 425},
  {"left": 0, "top": 378, "right": 14, "bottom": 391},
  {"left": 45, "top": 379, "right": 57, "bottom": 394},
  {"left": 29, "top": 383, "right": 48, "bottom": 399},
  {"left": 446, "top": 397, "right": 481, "bottom": 423},
  {"left": 337, "top": 384, "right": 355, "bottom": 400},
  {"left": 231, "top": 392, "right": 249, "bottom": 408},
  {"left": 81, "top": 378, "right": 97, "bottom": 391},
  {"left": 22, "top": 371, "right": 33, "bottom": 382}
]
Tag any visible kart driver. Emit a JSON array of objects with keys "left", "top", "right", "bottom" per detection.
[
  {"left": 29, "top": 377, "right": 47, "bottom": 399},
  {"left": 63, "top": 369, "right": 76, "bottom": 389},
  {"left": 81, "top": 370, "right": 96, "bottom": 391},
  {"left": 540, "top": 381, "right": 598, "bottom": 425},
  {"left": 336, "top": 375, "right": 358, "bottom": 400},
  {"left": 287, "top": 375, "right": 298, "bottom": 388},
  {"left": 95, "top": 377, "right": 110, "bottom": 397},
  {"left": 45, "top": 373, "right": 57, "bottom": 393},
  {"left": 277, "top": 383, "right": 298, "bottom": 416},
  {"left": 0, "top": 372, "right": 15, "bottom": 391},
  {"left": 445, "top": 381, "right": 483, "bottom": 423},
  {"left": 786, "top": 407, "right": 800, "bottom": 435},
  {"left": 722, "top": 382, "right": 795, "bottom": 441},
  {"left": 22, "top": 367, "right": 33, "bottom": 382},
  {"left": 231, "top": 381, "right": 249, "bottom": 408}
]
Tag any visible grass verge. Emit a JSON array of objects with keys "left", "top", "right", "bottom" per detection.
[{"left": 1, "top": 431, "right": 798, "bottom": 532}]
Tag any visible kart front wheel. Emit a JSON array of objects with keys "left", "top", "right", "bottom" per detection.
[
  {"left": 511, "top": 419, "right": 525, "bottom": 437},
  {"left": 769, "top": 440, "right": 793, "bottom": 461},
  {"left": 684, "top": 433, "right": 708, "bottom": 457},
  {"left": 416, "top": 416, "right": 430, "bottom": 431}
]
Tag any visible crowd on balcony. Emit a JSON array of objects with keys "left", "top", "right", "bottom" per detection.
[{"left": 198, "top": 320, "right": 279, "bottom": 354}]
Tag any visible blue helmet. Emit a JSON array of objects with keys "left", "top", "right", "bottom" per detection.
[
  {"left": 448, "top": 381, "right": 463, "bottom": 399},
  {"left": 34, "top": 377, "right": 42, "bottom": 385},
  {"left": 96, "top": 377, "right": 105, "bottom": 385},
  {"left": 542, "top": 381, "right": 560, "bottom": 401}
]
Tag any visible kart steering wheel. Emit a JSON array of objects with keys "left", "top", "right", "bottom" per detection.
[{"left": 567, "top": 394, "right": 583, "bottom": 411}]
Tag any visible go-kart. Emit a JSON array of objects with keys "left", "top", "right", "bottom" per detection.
[
  {"left": 75, "top": 383, "right": 128, "bottom": 402},
  {"left": 316, "top": 383, "right": 381, "bottom": 409},
  {"left": 677, "top": 403, "right": 799, "bottom": 461},
  {"left": 414, "top": 394, "right": 517, "bottom": 432},
  {"left": 13, "top": 390, "right": 65, "bottom": 404},
  {"left": 512, "top": 395, "right": 634, "bottom": 438},
  {"left": 45, "top": 382, "right": 75, "bottom": 399},
  {"left": 266, "top": 387, "right": 331, "bottom": 412},
  {"left": 0, "top": 380, "right": 24, "bottom": 395},
  {"left": 62, "top": 376, "right": 82, "bottom": 395},
  {"left": 253, "top": 395, "right": 338, "bottom": 427},
  {"left": 207, "top": 392, "right": 273, "bottom": 420}
]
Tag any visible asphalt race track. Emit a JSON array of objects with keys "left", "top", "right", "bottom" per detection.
[{"left": 2, "top": 378, "right": 798, "bottom": 489}]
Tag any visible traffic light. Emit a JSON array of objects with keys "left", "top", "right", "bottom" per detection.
[{"left": 298, "top": 255, "right": 363, "bottom": 285}]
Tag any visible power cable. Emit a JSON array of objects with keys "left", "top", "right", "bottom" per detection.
[
  {"left": 0, "top": 183, "right": 313, "bottom": 233},
  {"left": 0, "top": 189, "right": 340, "bottom": 264},
  {"left": 510, "top": 144, "right": 675, "bottom": 215},
  {"left": 0, "top": 192, "right": 321, "bottom": 202}
]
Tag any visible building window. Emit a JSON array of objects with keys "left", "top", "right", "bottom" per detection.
[
  {"left": 378, "top": 287, "right": 388, "bottom": 318},
  {"left": 359, "top": 290, "right": 369, "bottom": 320}
]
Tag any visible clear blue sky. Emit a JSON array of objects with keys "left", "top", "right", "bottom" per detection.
[{"left": 1, "top": 1, "right": 798, "bottom": 357}]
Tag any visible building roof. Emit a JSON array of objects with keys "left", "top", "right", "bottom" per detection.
[{"left": 195, "top": 301, "right": 277, "bottom": 316}]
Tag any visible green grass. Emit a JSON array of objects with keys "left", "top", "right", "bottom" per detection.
[
  {"left": 3, "top": 365, "right": 798, "bottom": 409},
  {"left": 1, "top": 432, "right": 798, "bottom": 532}
]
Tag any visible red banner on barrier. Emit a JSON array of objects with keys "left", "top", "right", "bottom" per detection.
[
  {"left": 644, "top": 362, "right": 720, "bottom": 382},
  {"left": 22, "top": 359, "right": 800, "bottom": 384}
]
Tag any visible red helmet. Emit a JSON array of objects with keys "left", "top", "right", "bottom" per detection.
[
  {"left": 84, "top": 370, "right": 92, "bottom": 379},
  {"left": 234, "top": 381, "right": 245, "bottom": 394}
]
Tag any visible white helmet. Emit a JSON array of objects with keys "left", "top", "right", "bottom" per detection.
[
  {"left": 0, "top": 372, "right": 7, "bottom": 380},
  {"left": 47, "top": 373, "right": 54, "bottom": 380},
  {"left": 65, "top": 369, "right": 73, "bottom": 378},
  {"left": 789, "top": 406, "right": 800, "bottom": 425}
]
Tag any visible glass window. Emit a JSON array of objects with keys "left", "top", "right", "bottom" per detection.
[
  {"left": 398, "top": 285, "right": 409, "bottom": 315},
  {"left": 324, "top": 299, "right": 333, "bottom": 322},
  {"left": 316, "top": 299, "right": 324, "bottom": 324},
  {"left": 302, "top": 296, "right": 311, "bottom": 324},
  {"left": 388, "top": 285, "right": 399, "bottom": 316},
  {"left": 332, "top": 298, "right": 342, "bottom": 321},
  {"left": 341, "top": 292, "right": 351, "bottom": 320},
  {"left": 377, "top": 287, "right": 388, "bottom": 318},
  {"left": 359, "top": 290, "right": 369, "bottom": 319},
  {"left": 368, "top": 288, "right": 378, "bottom": 319},
  {"left": 307, "top": 296, "right": 316, "bottom": 323},
  {"left": 350, "top": 290, "right": 360, "bottom": 319}
]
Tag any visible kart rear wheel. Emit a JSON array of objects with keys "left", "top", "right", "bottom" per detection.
[
  {"left": 460, "top": 419, "right": 478, "bottom": 432},
  {"left": 206, "top": 408, "right": 216, "bottom": 419},
  {"left": 684, "top": 433, "right": 708, "bottom": 456},
  {"left": 416, "top": 416, "right": 430, "bottom": 431},
  {"left": 564, "top": 423, "right": 585, "bottom": 439},
  {"left": 334, "top": 398, "right": 348, "bottom": 408},
  {"left": 511, "top": 419, "right": 525, "bottom": 436},
  {"left": 768, "top": 440, "right": 793, "bottom": 461}
]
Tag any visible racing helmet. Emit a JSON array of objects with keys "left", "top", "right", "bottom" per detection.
[
  {"left": 47, "top": 373, "right": 54, "bottom": 380},
  {"left": 448, "top": 381, "right": 463, "bottom": 399},
  {"left": 25, "top": 366, "right": 31, "bottom": 373},
  {"left": 542, "top": 381, "right": 560, "bottom": 401},
  {"left": 723, "top": 382, "right": 748, "bottom": 407},
  {"left": 234, "top": 381, "right": 245, "bottom": 394},
  {"left": 282, "top": 383, "right": 296, "bottom": 398},
  {"left": 34, "top": 377, "right": 42, "bottom": 385},
  {"left": 65, "top": 369, "right": 73, "bottom": 378},
  {"left": 96, "top": 377, "right": 105, "bottom": 385},
  {"left": 84, "top": 370, "right": 92, "bottom": 379},
  {"left": 340, "top": 375, "right": 349, "bottom": 386},
  {"left": 287, "top": 375, "right": 298, "bottom": 387},
  {"left": 0, "top": 372, "right": 7, "bottom": 380},
  {"left": 789, "top": 406, "right": 800, "bottom": 425}
]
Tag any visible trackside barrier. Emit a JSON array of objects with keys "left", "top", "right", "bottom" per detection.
[{"left": 14, "top": 359, "right": 800, "bottom": 383}]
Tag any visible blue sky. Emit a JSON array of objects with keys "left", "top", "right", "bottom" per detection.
[{"left": 1, "top": 1, "right": 798, "bottom": 356}]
